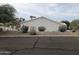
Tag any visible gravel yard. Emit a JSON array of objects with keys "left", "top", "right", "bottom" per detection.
[{"left": 0, "top": 31, "right": 79, "bottom": 35}]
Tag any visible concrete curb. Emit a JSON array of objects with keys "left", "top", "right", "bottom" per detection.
[{"left": 0, "top": 35, "right": 79, "bottom": 37}]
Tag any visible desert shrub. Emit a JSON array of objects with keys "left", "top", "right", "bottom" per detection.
[
  {"left": 38, "top": 26, "right": 46, "bottom": 32},
  {"left": 59, "top": 25, "right": 67, "bottom": 32},
  {"left": 61, "top": 20, "right": 70, "bottom": 30},
  {"left": 72, "top": 29, "right": 76, "bottom": 32},
  {"left": 30, "top": 26, "right": 37, "bottom": 35},
  {"left": 70, "top": 20, "right": 79, "bottom": 31},
  {"left": 0, "top": 28, "right": 3, "bottom": 32},
  {"left": 21, "top": 25, "right": 28, "bottom": 33}
]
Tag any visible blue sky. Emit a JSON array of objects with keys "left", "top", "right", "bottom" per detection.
[{"left": 1, "top": 3, "right": 79, "bottom": 21}]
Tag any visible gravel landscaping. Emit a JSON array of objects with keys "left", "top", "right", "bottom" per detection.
[{"left": 0, "top": 31, "right": 79, "bottom": 35}]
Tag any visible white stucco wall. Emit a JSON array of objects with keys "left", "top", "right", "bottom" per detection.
[
  {"left": 0, "top": 26, "right": 18, "bottom": 31},
  {"left": 21, "top": 17, "right": 62, "bottom": 32}
]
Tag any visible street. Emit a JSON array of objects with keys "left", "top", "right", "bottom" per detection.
[{"left": 0, "top": 36, "right": 79, "bottom": 55}]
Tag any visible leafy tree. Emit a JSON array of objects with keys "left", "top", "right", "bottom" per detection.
[
  {"left": 0, "top": 4, "right": 19, "bottom": 31},
  {"left": 61, "top": 20, "right": 70, "bottom": 30},
  {"left": 30, "top": 16, "right": 36, "bottom": 20},
  {"left": 70, "top": 19, "right": 79, "bottom": 31},
  {"left": 0, "top": 4, "right": 16, "bottom": 23},
  {"left": 19, "top": 18, "right": 25, "bottom": 22}
]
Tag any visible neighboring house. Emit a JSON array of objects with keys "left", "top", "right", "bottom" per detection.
[
  {"left": 0, "top": 23, "right": 17, "bottom": 31},
  {"left": 21, "top": 16, "right": 66, "bottom": 32}
]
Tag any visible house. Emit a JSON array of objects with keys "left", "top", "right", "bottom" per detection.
[
  {"left": 0, "top": 23, "right": 18, "bottom": 31},
  {"left": 21, "top": 16, "right": 66, "bottom": 32}
]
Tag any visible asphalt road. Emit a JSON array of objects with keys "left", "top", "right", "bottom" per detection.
[{"left": 0, "top": 36, "right": 79, "bottom": 55}]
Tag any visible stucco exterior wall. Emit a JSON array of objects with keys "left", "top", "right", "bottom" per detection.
[{"left": 21, "top": 17, "right": 61, "bottom": 32}]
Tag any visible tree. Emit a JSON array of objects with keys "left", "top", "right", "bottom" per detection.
[
  {"left": 70, "top": 19, "right": 79, "bottom": 31},
  {"left": 20, "top": 18, "right": 25, "bottom": 22},
  {"left": 0, "top": 4, "right": 17, "bottom": 31},
  {"left": 10, "top": 20, "right": 21, "bottom": 29},
  {"left": 0, "top": 4, "right": 16, "bottom": 23},
  {"left": 61, "top": 20, "right": 70, "bottom": 30},
  {"left": 30, "top": 16, "right": 36, "bottom": 20}
]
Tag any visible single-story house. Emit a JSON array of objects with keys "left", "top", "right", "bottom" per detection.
[
  {"left": 21, "top": 16, "right": 66, "bottom": 32},
  {"left": 0, "top": 23, "right": 18, "bottom": 31}
]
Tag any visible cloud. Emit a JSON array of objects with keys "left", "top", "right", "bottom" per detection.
[
  {"left": 12, "top": 3, "right": 58, "bottom": 19},
  {"left": 1, "top": 3, "right": 79, "bottom": 21}
]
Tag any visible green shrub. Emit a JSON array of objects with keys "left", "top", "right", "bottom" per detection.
[
  {"left": 70, "top": 20, "right": 79, "bottom": 30},
  {"left": 59, "top": 25, "right": 67, "bottom": 32},
  {"left": 38, "top": 26, "right": 46, "bottom": 32},
  {"left": 21, "top": 26, "right": 28, "bottom": 33},
  {"left": 30, "top": 26, "right": 37, "bottom": 35}
]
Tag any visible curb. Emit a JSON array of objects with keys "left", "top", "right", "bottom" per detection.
[{"left": 0, "top": 35, "right": 79, "bottom": 37}]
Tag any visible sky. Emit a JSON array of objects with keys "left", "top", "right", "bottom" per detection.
[{"left": 1, "top": 2, "right": 79, "bottom": 21}]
